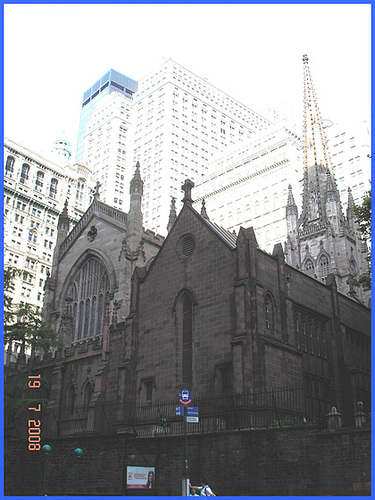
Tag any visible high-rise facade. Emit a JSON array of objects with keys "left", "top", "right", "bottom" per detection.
[
  {"left": 75, "top": 69, "right": 138, "bottom": 210},
  {"left": 324, "top": 119, "right": 371, "bottom": 208},
  {"left": 131, "top": 59, "right": 273, "bottom": 235},
  {"left": 4, "top": 137, "right": 96, "bottom": 312},
  {"left": 193, "top": 125, "right": 303, "bottom": 252}
]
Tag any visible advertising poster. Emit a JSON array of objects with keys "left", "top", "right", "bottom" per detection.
[{"left": 126, "top": 466, "right": 156, "bottom": 490}]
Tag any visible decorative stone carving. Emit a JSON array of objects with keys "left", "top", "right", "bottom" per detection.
[{"left": 87, "top": 225, "right": 97, "bottom": 242}]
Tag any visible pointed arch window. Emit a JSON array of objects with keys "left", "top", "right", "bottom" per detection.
[
  {"left": 5, "top": 156, "right": 15, "bottom": 177},
  {"left": 68, "top": 257, "right": 110, "bottom": 342},
  {"left": 305, "top": 259, "right": 314, "bottom": 277},
  {"left": 20, "top": 163, "right": 30, "bottom": 184},
  {"left": 83, "top": 382, "right": 92, "bottom": 414},
  {"left": 175, "top": 292, "right": 194, "bottom": 387},
  {"left": 319, "top": 255, "right": 330, "bottom": 283},
  {"left": 67, "top": 386, "right": 76, "bottom": 416},
  {"left": 35, "top": 171, "right": 44, "bottom": 192},
  {"left": 182, "top": 295, "right": 193, "bottom": 386},
  {"left": 264, "top": 293, "right": 275, "bottom": 332}
]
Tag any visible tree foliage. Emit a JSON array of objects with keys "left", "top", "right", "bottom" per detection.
[
  {"left": 352, "top": 190, "right": 371, "bottom": 289},
  {"left": 4, "top": 265, "right": 59, "bottom": 414},
  {"left": 4, "top": 265, "right": 60, "bottom": 354}
]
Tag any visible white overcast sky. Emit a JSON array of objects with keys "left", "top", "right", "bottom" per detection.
[{"left": 4, "top": 3, "right": 371, "bottom": 158}]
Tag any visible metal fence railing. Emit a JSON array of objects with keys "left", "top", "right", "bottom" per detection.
[{"left": 5, "top": 387, "right": 331, "bottom": 439}]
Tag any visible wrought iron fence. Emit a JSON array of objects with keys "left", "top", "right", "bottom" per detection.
[
  {"left": 5, "top": 386, "right": 329, "bottom": 439},
  {"left": 110, "top": 386, "right": 325, "bottom": 437}
]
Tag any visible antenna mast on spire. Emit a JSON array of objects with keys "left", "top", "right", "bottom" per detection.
[{"left": 302, "top": 54, "right": 332, "bottom": 173}]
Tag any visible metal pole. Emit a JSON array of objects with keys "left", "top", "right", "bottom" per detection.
[
  {"left": 74, "top": 448, "right": 83, "bottom": 494},
  {"left": 42, "top": 453, "right": 48, "bottom": 495},
  {"left": 41, "top": 444, "right": 51, "bottom": 495},
  {"left": 184, "top": 406, "right": 188, "bottom": 495},
  {"left": 75, "top": 457, "right": 80, "bottom": 494}
]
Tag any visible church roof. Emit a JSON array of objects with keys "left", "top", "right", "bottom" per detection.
[{"left": 200, "top": 216, "right": 237, "bottom": 249}]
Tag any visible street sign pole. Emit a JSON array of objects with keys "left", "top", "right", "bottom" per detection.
[
  {"left": 178, "top": 390, "right": 192, "bottom": 496},
  {"left": 184, "top": 404, "right": 188, "bottom": 494}
]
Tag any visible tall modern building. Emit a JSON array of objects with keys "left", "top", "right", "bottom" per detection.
[
  {"left": 131, "top": 59, "right": 273, "bottom": 235},
  {"left": 324, "top": 119, "right": 371, "bottom": 208},
  {"left": 193, "top": 125, "right": 303, "bottom": 252},
  {"left": 4, "top": 137, "right": 96, "bottom": 314},
  {"left": 75, "top": 69, "right": 138, "bottom": 210}
]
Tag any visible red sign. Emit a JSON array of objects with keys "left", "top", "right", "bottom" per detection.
[{"left": 179, "top": 398, "right": 192, "bottom": 406}]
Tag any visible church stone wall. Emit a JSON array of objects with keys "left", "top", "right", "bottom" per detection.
[{"left": 135, "top": 207, "right": 236, "bottom": 402}]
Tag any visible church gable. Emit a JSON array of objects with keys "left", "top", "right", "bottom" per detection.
[{"left": 133, "top": 190, "right": 237, "bottom": 402}]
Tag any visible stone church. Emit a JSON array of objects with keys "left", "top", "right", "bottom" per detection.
[
  {"left": 41, "top": 163, "right": 164, "bottom": 433},
  {"left": 31, "top": 165, "right": 369, "bottom": 437}
]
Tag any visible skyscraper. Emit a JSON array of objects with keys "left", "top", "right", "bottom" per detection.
[
  {"left": 131, "top": 59, "right": 273, "bottom": 235},
  {"left": 75, "top": 69, "right": 138, "bottom": 210},
  {"left": 193, "top": 125, "right": 303, "bottom": 252}
]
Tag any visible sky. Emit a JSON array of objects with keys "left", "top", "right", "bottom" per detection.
[{"left": 4, "top": 3, "right": 372, "bottom": 160}]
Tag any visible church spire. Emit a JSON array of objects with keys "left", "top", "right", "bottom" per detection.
[
  {"left": 201, "top": 199, "right": 209, "bottom": 219},
  {"left": 167, "top": 197, "right": 177, "bottom": 232},
  {"left": 302, "top": 54, "right": 332, "bottom": 172},
  {"left": 127, "top": 161, "right": 143, "bottom": 253}
]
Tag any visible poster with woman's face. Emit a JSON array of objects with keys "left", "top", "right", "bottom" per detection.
[{"left": 126, "top": 466, "right": 156, "bottom": 489}]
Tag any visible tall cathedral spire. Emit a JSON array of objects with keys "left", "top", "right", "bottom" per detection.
[
  {"left": 285, "top": 55, "right": 369, "bottom": 304},
  {"left": 299, "top": 55, "right": 341, "bottom": 229},
  {"left": 302, "top": 54, "right": 332, "bottom": 172}
]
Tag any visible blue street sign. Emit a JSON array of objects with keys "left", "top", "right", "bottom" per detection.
[
  {"left": 178, "top": 390, "right": 192, "bottom": 403},
  {"left": 175, "top": 406, "right": 184, "bottom": 416},
  {"left": 187, "top": 406, "right": 199, "bottom": 416}
]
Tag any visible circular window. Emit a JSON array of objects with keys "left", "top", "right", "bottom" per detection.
[{"left": 179, "top": 235, "right": 196, "bottom": 258}]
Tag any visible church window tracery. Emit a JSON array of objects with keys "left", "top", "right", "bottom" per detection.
[
  {"left": 305, "top": 259, "right": 314, "bottom": 277},
  {"left": 264, "top": 292, "right": 275, "bottom": 332},
  {"left": 319, "top": 255, "right": 330, "bottom": 283},
  {"left": 83, "top": 382, "right": 93, "bottom": 414},
  {"left": 68, "top": 257, "right": 110, "bottom": 342}
]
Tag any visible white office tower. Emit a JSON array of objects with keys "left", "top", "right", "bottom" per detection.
[
  {"left": 193, "top": 126, "right": 303, "bottom": 252},
  {"left": 76, "top": 70, "right": 138, "bottom": 211},
  {"left": 4, "top": 137, "right": 96, "bottom": 313},
  {"left": 324, "top": 119, "right": 371, "bottom": 208},
  {"left": 131, "top": 59, "right": 273, "bottom": 235}
]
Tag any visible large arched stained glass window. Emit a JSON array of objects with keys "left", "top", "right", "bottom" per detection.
[{"left": 68, "top": 257, "right": 110, "bottom": 342}]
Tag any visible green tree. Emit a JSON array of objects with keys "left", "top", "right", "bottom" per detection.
[
  {"left": 352, "top": 190, "right": 371, "bottom": 289},
  {"left": 4, "top": 264, "right": 60, "bottom": 367},
  {"left": 4, "top": 265, "right": 60, "bottom": 416}
]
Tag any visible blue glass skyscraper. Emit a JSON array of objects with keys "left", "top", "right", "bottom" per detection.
[{"left": 75, "top": 69, "right": 137, "bottom": 163}]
